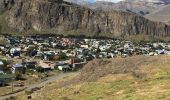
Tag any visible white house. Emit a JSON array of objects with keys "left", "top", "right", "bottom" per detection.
[{"left": 0, "top": 61, "right": 4, "bottom": 74}]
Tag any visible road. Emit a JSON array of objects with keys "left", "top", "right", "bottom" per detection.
[{"left": 0, "top": 72, "right": 78, "bottom": 100}]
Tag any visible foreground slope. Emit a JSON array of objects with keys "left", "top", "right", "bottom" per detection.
[
  {"left": 17, "top": 55, "right": 170, "bottom": 100},
  {"left": 0, "top": 0, "right": 169, "bottom": 37}
]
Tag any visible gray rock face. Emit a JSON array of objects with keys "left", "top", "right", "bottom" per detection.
[{"left": 5, "top": 0, "right": 170, "bottom": 37}]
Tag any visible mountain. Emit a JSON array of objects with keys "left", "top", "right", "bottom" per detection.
[
  {"left": 145, "top": 5, "right": 170, "bottom": 25},
  {"left": 0, "top": 0, "right": 170, "bottom": 37},
  {"left": 65, "top": 0, "right": 170, "bottom": 25},
  {"left": 65, "top": 0, "right": 170, "bottom": 16},
  {"left": 0, "top": 0, "right": 15, "bottom": 14},
  {"left": 64, "top": 0, "right": 90, "bottom": 5}
]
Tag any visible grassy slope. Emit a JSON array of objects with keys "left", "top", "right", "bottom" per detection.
[{"left": 16, "top": 55, "right": 170, "bottom": 100}]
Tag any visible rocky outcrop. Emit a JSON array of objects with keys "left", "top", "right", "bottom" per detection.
[
  {"left": 0, "top": 0, "right": 15, "bottom": 14},
  {"left": 5, "top": 0, "right": 170, "bottom": 37}
]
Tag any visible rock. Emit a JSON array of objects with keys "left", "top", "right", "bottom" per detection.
[
  {"left": 0, "top": 0, "right": 15, "bottom": 14},
  {"left": 3, "top": 0, "right": 170, "bottom": 37}
]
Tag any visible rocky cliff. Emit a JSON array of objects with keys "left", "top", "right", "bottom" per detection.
[
  {"left": 2, "top": 0, "right": 170, "bottom": 37},
  {"left": 0, "top": 0, "right": 15, "bottom": 14}
]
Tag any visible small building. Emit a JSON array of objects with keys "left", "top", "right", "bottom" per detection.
[
  {"left": 80, "top": 45, "right": 89, "bottom": 49},
  {"left": 10, "top": 48, "right": 21, "bottom": 57},
  {"left": 25, "top": 61, "right": 37, "bottom": 69},
  {"left": 39, "top": 61, "right": 56, "bottom": 70},
  {"left": 12, "top": 64, "right": 26, "bottom": 74},
  {"left": 0, "top": 61, "right": 4, "bottom": 74},
  {"left": 57, "top": 64, "right": 71, "bottom": 72}
]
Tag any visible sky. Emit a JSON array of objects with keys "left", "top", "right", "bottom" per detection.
[{"left": 87, "top": 0, "right": 123, "bottom": 3}]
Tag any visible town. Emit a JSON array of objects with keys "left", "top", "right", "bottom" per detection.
[{"left": 0, "top": 34, "right": 170, "bottom": 96}]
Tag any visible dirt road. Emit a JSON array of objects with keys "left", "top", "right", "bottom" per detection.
[{"left": 0, "top": 72, "right": 78, "bottom": 100}]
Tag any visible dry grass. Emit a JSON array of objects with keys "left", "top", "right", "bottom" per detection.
[
  {"left": 0, "top": 86, "right": 23, "bottom": 96},
  {"left": 16, "top": 55, "right": 170, "bottom": 100}
]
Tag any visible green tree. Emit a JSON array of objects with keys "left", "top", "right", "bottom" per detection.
[{"left": 59, "top": 52, "right": 68, "bottom": 60}]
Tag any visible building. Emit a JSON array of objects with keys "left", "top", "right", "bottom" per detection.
[
  {"left": 12, "top": 64, "right": 26, "bottom": 74},
  {"left": 39, "top": 61, "right": 56, "bottom": 70},
  {"left": 0, "top": 61, "right": 4, "bottom": 74}
]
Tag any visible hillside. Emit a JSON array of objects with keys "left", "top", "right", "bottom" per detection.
[
  {"left": 16, "top": 55, "right": 170, "bottom": 100},
  {"left": 0, "top": 0, "right": 169, "bottom": 37},
  {"left": 145, "top": 5, "right": 170, "bottom": 25},
  {"left": 65, "top": 0, "right": 170, "bottom": 26},
  {"left": 65, "top": 0, "right": 170, "bottom": 16}
]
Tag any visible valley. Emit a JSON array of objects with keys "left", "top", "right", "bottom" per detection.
[{"left": 0, "top": 0, "right": 170, "bottom": 100}]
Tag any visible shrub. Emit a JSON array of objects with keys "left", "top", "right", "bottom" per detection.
[
  {"left": 25, "top": 90, "right": 33, "bottom": 95},
  {"left": 132, "top": 70, "right": 147, "bottom": 79}
]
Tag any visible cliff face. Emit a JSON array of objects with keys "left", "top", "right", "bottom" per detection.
[
  {"left": 4, "top": 0, "right": 170, "bottom": 37},
  {"left": 0, "top": 0, "right": 15, "bottom": 14}
]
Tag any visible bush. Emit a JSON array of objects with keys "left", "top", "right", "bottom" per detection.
[
  {"left": 59, "top": 52, "right": 68, "bottom": 60},
  {"left": 5, "top": 96, "right": 16, "bottom": 100},
  {"left": 36, "top": 66, "right": 44, "bottom": 73},
  {"left": 132, "top": 70, "right": 147, "bottom": 79},
  {"left": 25, "top": 90, "right": 33, "bottom": 95}
]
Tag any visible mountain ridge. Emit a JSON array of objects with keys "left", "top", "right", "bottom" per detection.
[
  {"left": 65, "top": 0, "right": 170, "bottom": 15},
  {"left": 0, "top": 0, "right": 170, "bottom": 37}
]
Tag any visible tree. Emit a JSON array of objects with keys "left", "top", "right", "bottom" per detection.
[{"left": 59, "top": 52, "right": 68, "bottom": 60}]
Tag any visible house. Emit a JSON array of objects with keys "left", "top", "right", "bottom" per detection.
[
  {"left": 107, "top": 53, "right": 115, "bottom": 58},
  {"left": 25, "top": 61, "right": 37, "bottom": 69},
  {"left": 0, "top": 61, "right": 4, "bottom": 74},
  {"left": 155, "top": 49, "right": 165, "bottom": 55},
  {"left": 165, "top": 51, "right": 170, "bottom": 55},
  {"left": 99, "top": 45, "right": 107, "bottom": 51},
  {"left": 80, "top": 44, "right": 89, "bottom": 49},
  {"left": 41, "top": 51, "right": 55, "bottom": 60},
  {"left": 10, "top": 47, "right": 21, "bottom": 57},
  {"left": 85, "top": 54, "right": 95, "bottom": 61},
  {"left": 0, "top": 45, "right": 5, "bottom": 50},
  {"left": 149, "top": 52, "right": 158, "bottom": 56},
  {"left": 12, "top": 64, "right": 26, "bottom": 74},
  {"left": 39, "top": 61, "right": 56, "bottom": 70},
  {"left": 57, "top": 63, "right": 71, "bottom": 72},
  {"left": 71, "top": 58, "right": 86, "bottom": 70},
  {"left": 52, "top": 55, "right": 60, "bottom": 61}
]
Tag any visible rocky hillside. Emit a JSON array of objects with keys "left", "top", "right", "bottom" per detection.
[
  {"left": 66, "top": 0, "right": 170, "bottom": 16},
  {"left": 0, "top": 0, "right": 15, "bottom": 14},
  {"left": 145, "top": 5, "right": 170, "bottom": 25},
  {"left": 1, "top": 0, "right": 170, "bottom": 37}
]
